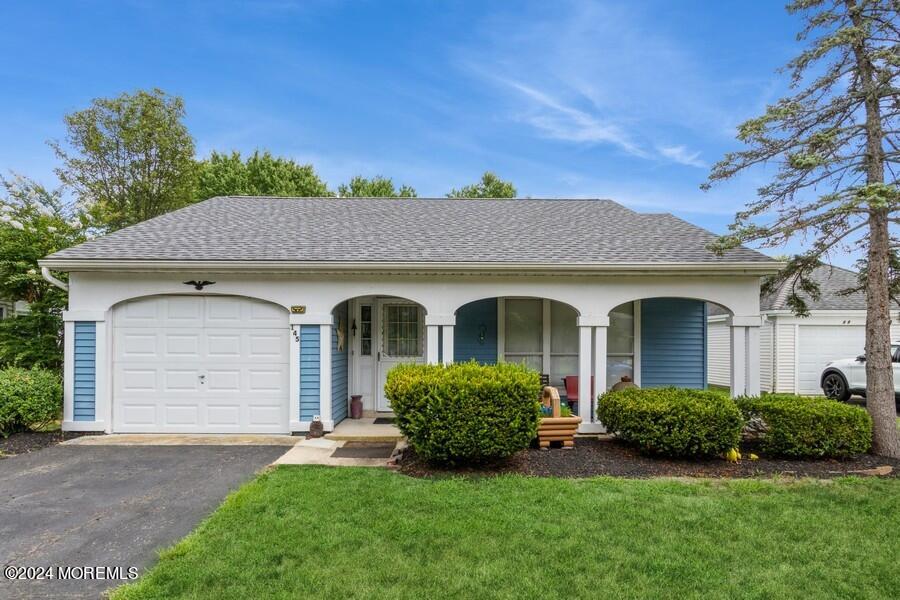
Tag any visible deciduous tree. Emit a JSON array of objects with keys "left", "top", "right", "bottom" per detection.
[
  {"left": 0, "top": 175, "right": 88, "bottom": 369},
  {"left": 447, "top": 172, "right": 517, "bottom": 198},
  {"left": 704, "top": 0, "right": 899, "bottom": 456},
  {"left": 51, "top": 89, "right": 196, "bottom": 231},
  {"left": 337, "top": 175, "right": 416, "bottom": 197},
  {"left": 195, "top": 150, "right": 331, "bottom": 200}
]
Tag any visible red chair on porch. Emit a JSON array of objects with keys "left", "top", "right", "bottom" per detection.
[{"left": 563, "top": 375, "right": 594, "bottom": 415}]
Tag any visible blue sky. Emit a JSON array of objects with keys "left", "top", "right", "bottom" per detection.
[{"left": 0, "top": 1, "right": 833, "bottom": 263}]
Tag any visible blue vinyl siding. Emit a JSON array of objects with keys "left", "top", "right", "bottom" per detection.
[
  {"left": 299, "top": 325, "right": 320, "bottom": 421},
  {"left": 454, "top": 299, "right": 498, "bottom": 364},
  {"left": 641, "top": 298, "right": 707, "bottom": 389},
  {"left": 73, "top": 321, "right": 97, "bottom": 421},
  {"left": 331, "top": 303, "right": 349, "bottom": 424}
]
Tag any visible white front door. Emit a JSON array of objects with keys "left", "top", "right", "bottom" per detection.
[
  {"left": 376, "top": 301, "right": 425, "bottom": 411},
  {"left": 353, "top": 299, "right": 377, "bottom": 411},
  {"left": 112, "top": 295, "right": 290, "bottom": 433}
]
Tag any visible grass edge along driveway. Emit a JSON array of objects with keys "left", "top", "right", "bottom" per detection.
[{"left": 112, "top": 466, "right": 899, "bottom": 600}]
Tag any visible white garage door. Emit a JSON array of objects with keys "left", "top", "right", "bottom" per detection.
[
  {"left": 113, "top": 296, "right": 290, "bottom": 433},
  {"left": 797, "top": 325, "right": 866, "bottom": 395}
]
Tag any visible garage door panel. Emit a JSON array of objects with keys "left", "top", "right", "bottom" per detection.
[
  {"left": 798, "top": 325, "right": 865, "bottom": 395},
  {"left": 163, "top": 369, "right": 203, "bottom": 392},
  {"left": 164, "top": 334, "right": 201, "bottom": 358},
  {"left": 165, "top": 297, "right": 204, "bottom": 325},
  {"left": 206, "top": 334, "right": 242, "bottom": 358},
  {"left": 113, "top": 296, "right": 290, "bottom": 434},
  {"left": 165, "top": 405, "right": 200, "bottom": 426}
]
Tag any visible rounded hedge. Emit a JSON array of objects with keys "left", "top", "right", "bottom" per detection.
[
  {"left": 597, "top": 387, "right": 743, "bottom": 457},
  {"left": 385, "top": 361, "right": 542, "bottom": 464},
  {"left": 0, "top": 367, "right": 62, "bottom": 437},
  {"left": 737, "top": 395, "right": 871, "bottom": 458}
]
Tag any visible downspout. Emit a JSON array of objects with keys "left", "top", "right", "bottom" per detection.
[{"left": 41, "top": 266, "right": 68, "bottom": 292}]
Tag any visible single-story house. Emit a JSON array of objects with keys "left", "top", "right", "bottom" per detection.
[
  {"left": 708, "top": 265, "right": 900, "bottom": 395},
  {"left": 39, "top": 196, "right": 780, "bottom": 435}
]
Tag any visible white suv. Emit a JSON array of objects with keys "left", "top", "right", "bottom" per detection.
[{"left": 820, "top": 343, "right": 900, "bottom": 401}]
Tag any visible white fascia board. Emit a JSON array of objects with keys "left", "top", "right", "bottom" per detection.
[{"left": 39, "top": 259, "right": 784, "bottom": 276}]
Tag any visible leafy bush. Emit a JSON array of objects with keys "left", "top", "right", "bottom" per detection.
[
  {"left": 737, "top": 395, "right": 871, "bottom": 458},
  {"left": 597, "top": 387, "right": 743, "bottom": 457},
  {"left": 385, "top": 361, "right": 542, "bottom": 464},
  {"left": 0, "top": 367, "right": 62, "bottom": 437}
]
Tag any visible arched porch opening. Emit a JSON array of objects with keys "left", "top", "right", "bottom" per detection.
[
  {"left": 453, "top": 296, "right": 582, "bottom": 406},
  {"left": 334, "top": 294, "right": 428, "bottom": 419}
]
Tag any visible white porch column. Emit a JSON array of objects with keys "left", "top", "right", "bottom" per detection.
[
  {"left": 745, "top": 322, "right": 761, "bottom": 397},
  {"left": 441, "top": 325, "right": 454, "bottom": 365},
  {"left": 593, "top": 325, "right": 608, "bottom": 401},
  {"left": 426, "top": 325, "right": 440, "bottom": 364},
  {"left": 728, "top": 316, "right": 761, "bottom": 398},
  {"left": 319, "top": 323, "right": 333, "bottom": 428},
  {"left": 425, "top": 315, "right": 454, "bottom": 365},
  {"left": 577, "top": 325, "right": 592, "bottom": 423},
  {"left": 729, "top": 325, "right": 746, "bottom": 397}
]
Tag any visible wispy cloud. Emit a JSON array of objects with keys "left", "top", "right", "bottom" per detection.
[
  {"left": 497, "top": 78, "right": 647, "bottom": 157},
  {"left": 657, "top": 145, "right": 706, "bottom": 168}
]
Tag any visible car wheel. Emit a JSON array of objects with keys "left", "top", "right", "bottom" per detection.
[{"left": 822, "top": 372, "right": 850, "bottom": 402}]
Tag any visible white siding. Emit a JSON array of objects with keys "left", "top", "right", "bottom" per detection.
[
  {"left": 707, "top": 317, "right": 730, "bottom": 387},
  {"left": 775, "top": 319, "right": 797, "bottom": 393},
  {"left": 760, "top": 319, "right": 774, "bottom": 392}
]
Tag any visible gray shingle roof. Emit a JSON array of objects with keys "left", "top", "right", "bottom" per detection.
[
  {"left": 45, "top": 196, "right": 776, "bottom": 265},
  {"left": 761, "top": 265, "right": 866, "bottom": 311}
]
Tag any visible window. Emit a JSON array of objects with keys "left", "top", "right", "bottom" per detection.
[
  {"left": 550, "top": 301, "right": 578, "bottom": 388},
  {"left": 503, "top": 299, "right": 578, "bottom": 386},
  {"left": 504, "top": 299, "right": 542, "bottom": 371},
  {"left": 608, "top": 302, "right": 635, "bottom": 384},
  {"left": 359, "top": 305, "right": 372, "bottom": 356},
  {"left": 383, "top": 304, "right": 421, "bottom": 357}
]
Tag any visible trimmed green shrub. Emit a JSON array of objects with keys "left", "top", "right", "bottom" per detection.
[
  {"left": 0, "top": 367, "right": 62, "bottom": 437},
  {"left": 385, "top": 361, "right": 542, "bottom": 464},
  {"left": 737, "top": 395, "right": 872, "bottom": 458},
  {"left": 597, "top": 387, "right": 743, "bottom": 457}
]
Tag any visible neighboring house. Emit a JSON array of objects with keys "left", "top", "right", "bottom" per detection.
[
  {"left": 0, "top": 299, "right": 29, "bottom": 319},
  {"left": 708, "top": 265, "right": 900, "bottom": 395},
  {"left": 39, "top": 197, "right": 780, "bottom": 435}
]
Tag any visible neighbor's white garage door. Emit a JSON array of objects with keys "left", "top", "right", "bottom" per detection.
[
  {"left": 797, "top": 325, "right": 865, "bottom": 395},
  {"left": 112, "top": 296, "right": 290, "bottom": 433}
]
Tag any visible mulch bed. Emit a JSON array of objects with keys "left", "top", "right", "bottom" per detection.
[
  {"left": 398, "top": 437, "right": 900, "bottom": 479},
  {"left": 0, "top": 430, "right": 89, "bottom": 457}
]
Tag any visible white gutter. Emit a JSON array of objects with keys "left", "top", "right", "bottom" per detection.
[
  {"left": 37, "top": 259, "right": 785, "bottom": 276},
  {"left": 41, "top": 266, "right": 69, "bottom": 292}
]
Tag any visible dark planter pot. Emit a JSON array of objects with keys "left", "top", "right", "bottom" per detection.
[{"left": 350, "top": 395, "right": 363, "bottom": 419}]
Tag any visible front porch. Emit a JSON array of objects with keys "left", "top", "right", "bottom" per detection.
[{"left": 297, "top": 286, "right": 762, "bottom": 434}]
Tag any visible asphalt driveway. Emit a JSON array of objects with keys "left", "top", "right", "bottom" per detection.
[{"left": 0, "top": 444, "right": 287, "bottom": 600}]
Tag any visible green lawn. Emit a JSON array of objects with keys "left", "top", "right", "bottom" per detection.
[{"left": 113, "top": 467, "right": 900, "bottom": 600}]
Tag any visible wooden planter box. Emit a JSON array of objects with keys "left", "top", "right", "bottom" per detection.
[
  {"left": 537, "top": 386, "right": 581, "bottom": 449},
  {"left": 538, "top": 416, "right": 582, "bottom": 449}
]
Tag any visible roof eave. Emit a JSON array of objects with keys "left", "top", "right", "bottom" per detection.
[{"left": 39, "top": 258, "right": 785, "bottom": 276}]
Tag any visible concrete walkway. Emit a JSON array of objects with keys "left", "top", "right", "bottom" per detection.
[
  {"left": 325, "top": 418, "right": 403, "bottom": 442},
  {"left": 274, "top": 437, "right": 401, "bottom": 467}
]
